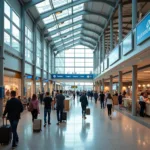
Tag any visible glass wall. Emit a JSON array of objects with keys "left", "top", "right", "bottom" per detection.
[
  {"left": 4, "top": 1, "right": 21, "bottom": 52},
  {"left": 25, "top": 26, "right": 33, "bottom": 63},
  {"left": 44, "top": 42, "right": 48, "bottom": 71},
  {"left": 55, "top": 45, "right": 93, "bottom": 74}
]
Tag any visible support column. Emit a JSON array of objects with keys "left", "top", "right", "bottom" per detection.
[
  {"left": 132, "top": 0, "right": 137, "bottom": 29},
  {"left": 21, "top": 7, "right": 26, "bottom": 98},
  {"left": 102, "top": 78, "right": 105, "bottom": 92},
  {"left": 132, "top": 65, "right": 137, "bottom": 116},
  {"left": 0, "top": 0, "right": 4, "bottom": 116},
  {"left": 102, "top": 34, "right": 105, "bottom": 61},
  {"left": 110, "top": 75, "right": 113, "bottom": 95},
  {"left": 47, "top": 42, "right": 50, "bottom": 93},
  {"left": 118, "top": 71, "right": 123, "bottom": 94},
  {"left": 33, "top": 23, "right": 37, "bottom": 94},
  {"left": 118, "top": 1, "right": 123, "bottom": 43},
  {"left": 41, "top": 31, "right": 44, "bottom": 92},
  {"left": 110, "top": 19, "right": 113, "bottom": 51}
]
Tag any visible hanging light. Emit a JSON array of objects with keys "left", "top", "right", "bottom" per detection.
[
  {"left": 143, "top": 84, "right": 146, "bottom": 87},
  {"left": 138, "top": 85, "right": 141, "bottom": 87}
]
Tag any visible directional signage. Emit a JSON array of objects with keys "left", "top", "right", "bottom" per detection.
[
  {"left": 137, "top": 12, "right": 150, "bottom": 45},
  {"left": 51, "top": 74, "right": 93, "bottom": 79}
]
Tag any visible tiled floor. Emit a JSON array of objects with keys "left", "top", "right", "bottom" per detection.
[{"left": 0, "top": 98, "right": 150, "bottom": 150}]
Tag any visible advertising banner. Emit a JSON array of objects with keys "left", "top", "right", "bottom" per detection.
[{"left": 137, "top": 13, "right": 150, "bottom": 45}]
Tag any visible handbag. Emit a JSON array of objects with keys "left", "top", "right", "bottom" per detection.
[{"left": 28, "top": 102, "right": 33, "bottom": 112}]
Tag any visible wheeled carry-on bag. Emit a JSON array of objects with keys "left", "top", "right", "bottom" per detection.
[
  {"left": 33, "top": 119, "right": 42, "bottom": 132},
  {"left": 0, "top": 118, "right": 12, "bottom": 145},
  {"left": 86, "top": 108, "right": 90, "bottom": 115},
  {"left": 62, "top": 112, "right": 67, "bottom": 121}
]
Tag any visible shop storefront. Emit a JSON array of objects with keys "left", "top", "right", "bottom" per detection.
[
  {"left": 43, "top": 80, "right": 49, "bottom": 93},
  {"left": 36, "top": 77, "right": 41, "bottom": 94},
  {"left": 25, "top": 75, "right": 33, "bottom": 98},
  {"left": 4, "top": 70, "right": 21, "bottom": 106}
]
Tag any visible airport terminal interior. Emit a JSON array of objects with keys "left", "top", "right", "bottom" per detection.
[{"left": 0, "top": 0, "right": 150, "bottom": 149}]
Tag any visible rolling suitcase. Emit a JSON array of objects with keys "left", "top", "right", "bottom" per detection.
[
  {"left": 0, "top": 118, "right": 12, "bottom": 145},
  {"left": 86, "top": 108, "right": 90, "bottom": 115},
  {"left": 62, "top": 112, "right": 67, "bottom": 121},
  {"left": 33, "top": 119, "right": 42, "bottom": 132}
]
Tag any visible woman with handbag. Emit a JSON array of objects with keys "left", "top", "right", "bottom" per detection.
[{"left": 28, "top": 94, "right": 40, "bottom": 122}]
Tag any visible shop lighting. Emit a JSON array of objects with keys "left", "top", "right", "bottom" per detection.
[
  {"left": 147, "top": 84, "right": 150, "bottom": 87},
  {"left": 143, "top": 84, "right": 146, "bottom": 87},
  {"left": 138, "top": 85, "right": 141, "bottom": 87},
  {"left": 128, "top": 86, "right": 131, "bottom": 88},
  {"left": 144, "top": 71, "right": 150, "bottom": 73},
  {"left": 56, "top": 11, "right": 62, "bottom": 15}
]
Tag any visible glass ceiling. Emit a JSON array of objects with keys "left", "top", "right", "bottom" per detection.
[{"left": 35, "top": 0, "right": 95, "bottom": 51}]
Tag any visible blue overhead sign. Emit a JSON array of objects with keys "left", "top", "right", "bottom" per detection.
[
  {"left": 137, "top": 12, "right": 150, "bottom": 45},
  {"left": 51, "top": 74, "right": 93, "bottom": 79}
]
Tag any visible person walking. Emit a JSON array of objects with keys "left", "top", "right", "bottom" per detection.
[
  {"left": 3, "top": 91, "right": 23, "bottom": 149},
  {"left": 40, "top": 92, "right": 44, "bottom": 104},
  {"left": 100, "top": 91, "right": 105, "bottom": 109},
  {"left": 139, "top": 93, "right": 146, "bottom": 117},
  {"left": 94, "top": 91, "right": 98, "bottom": 104},
  {"left": 80, "top": 92, "right": 88, "bottom": 119},
  {"left": 90, "top": 91, "right": 93, "bottom": 101},
  {"left": 73, "top": 91, "right": 75, "bottom": 100},
  {"left": 118, "top": 93, "right": 123, "bottom": 109},
  {"left": 56, "top": 90, "right": 65, "bottom": 125},
  {"left": 106, "top": 93, "right": 113, "bottom": 119},
  {"left": 28, "top": 94, "right": 40, "bottom": 122},
  {"left": 43, "top": 92, "right": 53, "bottom": 127}
]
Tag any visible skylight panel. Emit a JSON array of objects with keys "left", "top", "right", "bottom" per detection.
[
  {"left": 53, "top": 38, "right": 61, "bottom": 43},
  {"left": 48, "top": 25, "right": 58, "bottom": 32},
  {"left": 61, "top": 28, "right": 72, "bottom": 34},
  {"left": 51, "top": 33, "right": 60, "bottom": 38},
  {"left": 74, "top": 37, "right": 80, "bottom": 41},
  {"left": 73, "top": 16, "right": 82, "bottom": 22},
  {"left": 73, "top": 4, "right": 84, "bottom": 13},
  {"left": 73, "top": 24, "right": 82, "bottom": 30},
  {"left": 52, "top": 0, "right": 71, "bottom": 8},
  {"left": 56, "top": 8, "right": 72, "bottom": 20},
  {"left": 74, "top": 31, "right": 81, "bottom": 36},
  {"left": 36, "top": 0, "right": 52, "bottom": 14},
  {"left": 64, "top": 39, "right": 73, "bottom": 44},
  {"left": 62, "top": 34, "right": 72, "bottom": 39},
  {"left": 59, "top": 19, "right": 72, "bottom": 28},
  {"left": 43, "top": 15, "right": 55, "bottom": 24},
  {"left": 55, "top": 43, "right": 63, "bottom": 48}
]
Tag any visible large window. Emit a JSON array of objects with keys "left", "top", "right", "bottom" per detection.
[
  {"left": 4, "top": 1, "right": 21, "bottom": 52},
  {"left": 55, "top": 45, "right": 93, "bottom": 74},
  {"left": 25, "top": 26, "right": 33, "bottom": 63}
]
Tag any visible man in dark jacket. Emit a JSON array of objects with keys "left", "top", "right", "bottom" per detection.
[
  {"left": 94, "top": 91, "right": 98, "bottom": 104},
  {"left": 100, "top": 91, "right": 105, "bottom": 109},
  {"left": 56, "top": 90, "right": 65, "bottom": 125},
  {"left": 43, "top": 92, "right": 52, "bottom": 127},
  {"left": 3, "top": 91, "right": 23, "bottom": 149},
  {"left": 80, "top": 92, "right": 88, "bottom": 119}
]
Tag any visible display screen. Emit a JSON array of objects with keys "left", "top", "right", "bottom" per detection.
[
  {"left": 109, "top": 46, "right": 120, "bottom": 66},
  {"left": 123, "top": 32, "right": 133, "bottom": 55}
]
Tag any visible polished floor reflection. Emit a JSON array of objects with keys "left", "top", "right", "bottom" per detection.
[{"left": 0, "top": 98, "right": 150, "bottom": 150}]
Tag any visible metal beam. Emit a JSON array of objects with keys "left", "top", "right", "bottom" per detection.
[
  {"left": 36, "top": 0, "right": 115, "bottom": 22},
  {"left": 24, "top": 0, "right": 44, "bottom": 10},
  {"left": 42, "top": 10, "right": 108, "bottom": 28},
  {"left": 80, "top": 37, "right": 96, "bottom": 46},
  {"left": 55, "top": 38, "right": 95, "bottom": 51},
  {"left": 80, "top": 42, "right": 95, "bottom": 49},
  {"left": 45, "top": 27, "right": 99, "bottom": 39},
  {"left": 45, "top": 19, "right": 104, "bottom": 33},
  {"left": 51, "top": 33, "right": 97, "bottom": 48}
]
